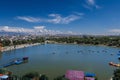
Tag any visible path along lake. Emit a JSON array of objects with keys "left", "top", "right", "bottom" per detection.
[{"left": 0, "top": 44, "right": 120, "bottom": 80}]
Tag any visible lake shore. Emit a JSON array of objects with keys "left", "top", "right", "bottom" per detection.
[
  {"left": 1, "top": 43, "right": 41, "bottom": 52},
  {"left": 1, "top": 43, "right": 115, "bottom": 80},
  {"left": 1, "top": 41, "right": 119, "bottom": 53}
]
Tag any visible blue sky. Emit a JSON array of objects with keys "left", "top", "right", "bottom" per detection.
[{"left": 0, "top": 0, "right": 120, "bottom": 35}]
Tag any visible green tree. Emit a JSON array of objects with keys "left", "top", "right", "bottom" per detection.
[{"left": 54, "top": 75, "right": 68, "bottom": 80}]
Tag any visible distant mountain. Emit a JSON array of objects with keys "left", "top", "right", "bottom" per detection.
[
  {"left": 0, "top": 26, "right": 61, "bottom": 36},
  {"left": 0, "top": 26, "right": 78, "bottom": 36},
  {"left": 0, "top": 31, "right": 28, "bottom": 36}
]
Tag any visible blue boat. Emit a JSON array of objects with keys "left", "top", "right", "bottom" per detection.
[
  {"left": 1, "top": 57, "right": 29, "bottom": 68},
  {"left": 14, "top": 59, "right": 23, "bottom": 65},
  {"left": 117, "top": 53, "right": 120, "bottom": 60},
  {"left": 85, "top": 72, "right": 96, "bottom": 77}
]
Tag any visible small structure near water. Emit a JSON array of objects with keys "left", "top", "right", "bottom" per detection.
[
  {"left": 0, "top": 74, "right": 9, "bottom": 80},
  {"left": 65, "top": 70, "right": 96, "bottom": 80},
  {"left": 0, "top": 68, "right": 12, "bottom": 80}
]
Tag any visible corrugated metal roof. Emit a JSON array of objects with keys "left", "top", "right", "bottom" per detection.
[{"left": 65, "top": 70, "right": 84, "bottom": 80}]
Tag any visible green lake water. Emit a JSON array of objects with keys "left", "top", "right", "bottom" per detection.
[{"left": 0, "top": 44, "right": 120, "bottom": 80}]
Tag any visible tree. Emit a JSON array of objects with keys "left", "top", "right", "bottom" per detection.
[
  {"left": 22, "top": 72, "right": 40, "bottom": 80},
  {"left": 39, "top": 74, "right": 48, "bottom": 80},
  {"left": 54, "top": 75, "right": 68, "bottom": 80},
  {"left": 112, "top": 69, "right": 120, "bottom": 80},
  {"left": 22, "top": 72, "right": 49, "bottom": 80}
]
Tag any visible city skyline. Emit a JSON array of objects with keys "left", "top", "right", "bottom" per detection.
[{"left": 0, "top": 0, "right": 120, "bottom": 35}]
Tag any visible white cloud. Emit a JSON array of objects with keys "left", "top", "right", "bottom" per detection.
[
  {"left": 0, "top": 26, "right": 80, "bottom": 35},
  {"left": 67, "top": 31, "right": 76, "bottom": 35},
  {"left": 17, "top": 16, "right": 41, "bottom": 22},
  {"left": 16, "top": 13, "right": 83, "bottom": 24},
  {"left": 73, "top": 12, "right": 84, "bottom": 16},
  {"left": 0, "top": 26, "right": 65, "bottom": 35},
  {"left": 34, "top": 26, "right": 45, "bottom": 30},
  {"left": 84, "top": 0, "right": 101, "bottom": 9},
  {"left": 109, "top": 29, "right": 120, "bottom": 33},
  {"left": 0, "top": 26, "right": 33, "bottom": 33},
  {"left": 87, "top": 0, "right": 95, "bottom": 5},
  {"left": 47, "top": 14, "right": 81, "bottom": 24}
]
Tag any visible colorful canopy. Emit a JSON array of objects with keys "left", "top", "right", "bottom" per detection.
[{"left": 65, "top": 70, "right": 84, "bottom": 80}]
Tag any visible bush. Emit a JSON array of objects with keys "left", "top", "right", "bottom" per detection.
[
  {"left": 22, "top": 72, "right": 39, "bottom": 80},
  {"left": 39, "top": 74, "right": 48, "bottom": 80},
  {"left": 54, "top": 75, "right": 68, "bottom": 80},
  {"left": 112, "top": 69, "right": 120, "bottom": 80}
]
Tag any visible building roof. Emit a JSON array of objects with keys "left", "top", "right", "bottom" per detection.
[
  {"left": 0, "top": 75, "right": 8, "bottom": 79},
  {"left": 65, "top": 70, "right": 84, "bottom": 80}
]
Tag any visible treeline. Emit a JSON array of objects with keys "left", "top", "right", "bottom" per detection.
[
  {"left": 112, "top": 69, "right": 120, "bottom": 80},
  {"left": 0, "top": 37, "right": 45, "bottom": 47},
  {"left": 47, "top": 36, "right": 120, "bottom": 47},
  {"left": 10, "top": 73, "right": 68, "bottom": 80},
  {"left": 1, "top": 36, "right": 120, "bottom": 47},
  {"left": 0, "top": 68, "right": 68, "bottom": 80}
]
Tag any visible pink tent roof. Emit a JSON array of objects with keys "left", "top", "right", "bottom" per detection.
[{"left": 65, "top": 70, "right": 84, "bottom": 80}]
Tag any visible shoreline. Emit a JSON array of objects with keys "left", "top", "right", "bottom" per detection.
[
  {"left": 1, "top": 43, "right": 41, "bottom": 52},
  {"left": 1, "top": 42, "right": 120, "bottom": 53},
  {"left": 0, "top": 42, "right": 116, "bottom": 80},
  {"left": 47, "top": 41, "right": 120, "bottom": 48}
]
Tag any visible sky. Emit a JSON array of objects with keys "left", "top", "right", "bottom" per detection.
[{"left": 0, "top": 0, "right": 120, "bottom": 35}]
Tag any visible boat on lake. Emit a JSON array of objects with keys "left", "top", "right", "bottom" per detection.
[
  {"left": 1, "top": 57, "right": 29, "bottom": 68},
  {"left": 109, "top": 62, "right": 120, "bottom": 67}
]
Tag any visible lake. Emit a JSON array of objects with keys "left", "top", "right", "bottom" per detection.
[{"left": 0, "top": 44, "right": 120, "bottom": 80}]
